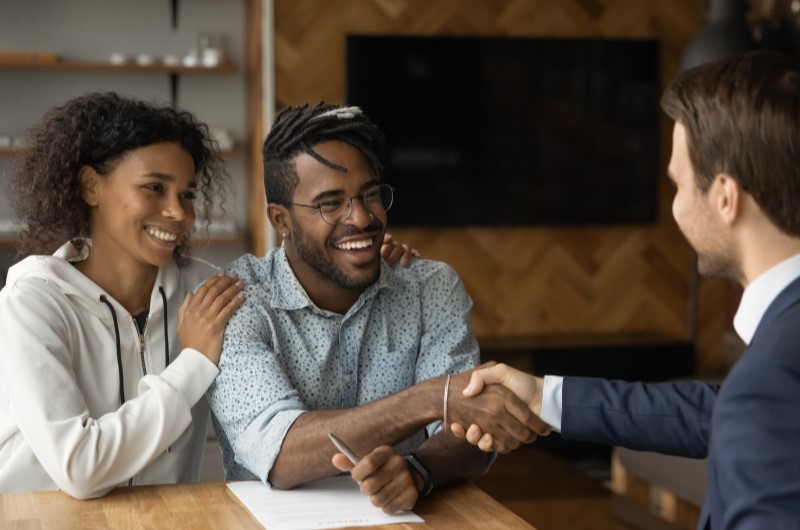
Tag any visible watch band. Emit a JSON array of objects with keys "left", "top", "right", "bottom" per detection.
[{"left": 404, "top": 453, "right": 433, "bottom": 496}]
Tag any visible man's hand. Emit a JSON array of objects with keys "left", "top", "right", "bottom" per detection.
[
  {"left": 446, "top": 367, "right": 550, "bottom": 453},
  {"left": 380, "top": 233, "right": 420, "bottom": 268},
  {"left": 450, "top": 364, "right": 550, "bottom": 452},
  {"left": 332, "top": 446, "right": 418, "bottom": 514}
]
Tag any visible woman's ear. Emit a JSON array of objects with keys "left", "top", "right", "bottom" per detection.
[
  {"left": 267, "top": 203, "right": 291, "bottom": 239},
  {"left": 78, "top": 166, "right": 100, "bottom": 206}
]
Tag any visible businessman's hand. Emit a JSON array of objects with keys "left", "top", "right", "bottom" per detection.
[
  {"left": 450, "top": 364, "right": 549, "bottom": 452},
  {"left": 333, "top": 445, "right": 418, "bottom": 514},
  {"left": 446, "top": 367, "right": 550, "bottom": 453}
]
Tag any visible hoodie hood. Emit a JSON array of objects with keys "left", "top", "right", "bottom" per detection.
[{"left": 5, "top": 241, "right": 185, "bottom": 324}]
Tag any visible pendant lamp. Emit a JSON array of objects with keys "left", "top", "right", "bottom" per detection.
[{"left": 680, "top": 0, "right": 756, "bottom": 70}]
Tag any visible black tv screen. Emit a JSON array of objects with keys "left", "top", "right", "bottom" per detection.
[{"left": 346, "top": 35, "right": 660, "bottom": 226}]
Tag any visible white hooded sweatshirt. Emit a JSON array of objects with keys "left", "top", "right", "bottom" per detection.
[{"left": 0, "top": 241, "right": 220, "bottom": 498}]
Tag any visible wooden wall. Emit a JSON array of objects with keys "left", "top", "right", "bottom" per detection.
[{"left": 273, "top": 0, "right": 729, "bottom": 373}]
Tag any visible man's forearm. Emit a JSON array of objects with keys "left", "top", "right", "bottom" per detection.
[
  {"left": 415, "top": 431, "right": 494, "bottom": 489},
  {"left": 269, "top": 376, "right": 446, "bottom": 489}
]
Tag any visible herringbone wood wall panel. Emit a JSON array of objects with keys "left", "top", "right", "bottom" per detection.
[{"left": 274, "top": 0, "right": 729, "bottom": 373}]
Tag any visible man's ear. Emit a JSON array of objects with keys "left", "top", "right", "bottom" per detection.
[
  {"left": 714, "top": 173, "right": 742, "bottom": 225},
  {"left": 78, "top": 165, "right": 100, "bottom": 206},
  {"left": 267, "top": 203, "right": 292, "bottom": 239}
]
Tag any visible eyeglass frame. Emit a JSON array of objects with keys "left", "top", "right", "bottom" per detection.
[{"left": 284, "top": 183, "right": 394, "bottom": 226}]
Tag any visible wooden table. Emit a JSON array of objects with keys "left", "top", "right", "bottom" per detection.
[
  {"left": 0, "top": 480, "right": 535, "bottom": 530},
  {"left": 471, "top": 446, "right": 685, "bottom": 530}
]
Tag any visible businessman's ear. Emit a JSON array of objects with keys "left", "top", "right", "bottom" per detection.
[{"left": 712, "top": 173, "right": 742, "bottom": 226}]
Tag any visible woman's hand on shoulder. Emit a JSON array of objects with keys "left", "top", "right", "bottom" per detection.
[
  {"left": 177, "top": 272, "right": 245, "bottom": 365},
  {"left": 381, "top": 233, "right": 421, "bottom": 268}
]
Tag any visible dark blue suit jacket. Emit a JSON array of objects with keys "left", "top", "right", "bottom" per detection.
[{"left": 561, "top": 276, "right": 800, "bottom": 530}]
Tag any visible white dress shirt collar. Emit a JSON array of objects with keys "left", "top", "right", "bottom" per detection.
[{"left": 733, "top": 252, "right": 800, "bottom": 344}]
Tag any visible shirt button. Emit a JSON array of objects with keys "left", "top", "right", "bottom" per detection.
[{"left": 345, "top": 373, "right": 352, "bottom": 383}]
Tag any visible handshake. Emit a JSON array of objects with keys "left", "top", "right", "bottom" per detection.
[
  {"left": 447, "top": 362, "right": 551, "bottom": 453},
  {"left": 329, "top": 362, "right": 551, "bottom": 515}
]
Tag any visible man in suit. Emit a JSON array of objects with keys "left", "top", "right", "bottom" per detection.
[{"left": 452, "top": 50, "right": 800, "bottom": 529}]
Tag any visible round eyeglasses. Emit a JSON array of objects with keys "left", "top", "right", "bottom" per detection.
[{"left": 289, "top": 183, "right": 394, "bottom": 225}]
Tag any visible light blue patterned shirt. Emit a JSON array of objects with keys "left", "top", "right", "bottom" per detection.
[{"left": 207, "top": 247, "right": 479, "bottom": 482}]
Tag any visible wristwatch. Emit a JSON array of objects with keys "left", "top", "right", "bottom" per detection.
[{"left": 404, "top": 453, "right": 433, "bottom": 496}]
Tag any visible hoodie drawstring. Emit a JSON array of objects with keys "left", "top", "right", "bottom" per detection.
[
  {"left": 158, "top": 286, "right": 170, "bottom": 368},
  {"left": 99, "top": 288, "right": 170, "bottom": 408},
  {"left": 99, "top": 295, "right": 125, "bottom": 406},
  {"left": 158, "top": 286, "right": 172, "bottom": 454}
]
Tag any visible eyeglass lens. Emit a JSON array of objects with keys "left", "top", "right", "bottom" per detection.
[{"left": 320, "top": 184, "right": 393, "bottom": 225}]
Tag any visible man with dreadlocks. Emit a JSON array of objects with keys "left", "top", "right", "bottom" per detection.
[{"left": 207, "top": 102, "right": 548, "bottom": 513}]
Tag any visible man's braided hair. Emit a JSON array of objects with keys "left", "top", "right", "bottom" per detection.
[{"left": 262, "top": 102, "right": 386, "bottom": 205}]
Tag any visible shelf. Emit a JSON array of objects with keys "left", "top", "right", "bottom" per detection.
[
  {"left": 0, "top": 58, "right": 239, "bottom": 107},
  {"left": 0, "top": 146, "right": 242, "bottom": 158},
  {"left": 0, "top": 60, "right": 238, "bottom": 74},
  {"left": 0, "top": 235, "right": 243, "bottom": 249},
  {"left": 0, "top": 236, "right": 18, "bottom": 248},
  {"left": 1, "top": 215, "right": 242, "bottom": 248},
  {"left": 191, "top": 234, "right": 243, "bottom": 247},
  {"left": 218, "top": 146, "right": 242, "bottom": 159}
]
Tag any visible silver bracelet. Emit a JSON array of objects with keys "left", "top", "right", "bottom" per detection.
[{"left": 443, "top": 374, "right": 451, "bottom": 432}]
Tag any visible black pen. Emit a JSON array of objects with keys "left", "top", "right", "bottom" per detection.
[{"left": 328, "top": 432, "right": 360, "bottom": 465}]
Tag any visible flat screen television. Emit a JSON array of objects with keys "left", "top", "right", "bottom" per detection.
[{"left": 345, "top": 35, "right": 661, "bottom": 226}]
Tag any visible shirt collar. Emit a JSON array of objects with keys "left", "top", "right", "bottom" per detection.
[
  {"left": 733, "top": 252, "right": 800, "bottom": 344},
  {"left": 270, "top": 248, "right": 313, "bottom": 311},
  {"left": 270, "top": 246, "right": 404, "bottom": 313}
]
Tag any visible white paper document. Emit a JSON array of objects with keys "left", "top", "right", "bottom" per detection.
[{"left": 227, "top": 476, "right": 424, "bottom": 530}]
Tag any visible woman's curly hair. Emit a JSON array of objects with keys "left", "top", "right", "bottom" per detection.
[{"left": 8, "top": 91, "right": 228, "bottom": 267}]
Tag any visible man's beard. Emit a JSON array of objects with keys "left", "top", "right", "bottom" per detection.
[
  {"left": 292, "top": 220, "right": 384, "bottom": 291},
  {"left": 697, "top": 249, "right": 743, "bottom": 284}
]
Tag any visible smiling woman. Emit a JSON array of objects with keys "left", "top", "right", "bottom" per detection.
[
  {"left": 77, "top": 142, "right": 200, "bottom": 275},
  {"left": 0, "top": 92, "right": 246, "bottom": 498}
]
